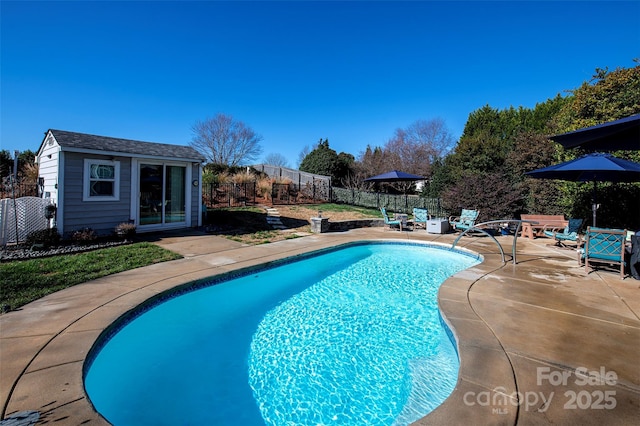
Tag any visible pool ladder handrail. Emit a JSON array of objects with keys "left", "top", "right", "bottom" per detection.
[{"left": 451, "top": 219, "right": 539, "bottom": 264}]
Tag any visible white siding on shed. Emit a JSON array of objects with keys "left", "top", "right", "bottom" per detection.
[{"left": 36, "top": 133, "right": 60, "bottom": 204}]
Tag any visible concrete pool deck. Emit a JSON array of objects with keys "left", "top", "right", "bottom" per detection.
[{"left": 1, "top": 227, "right": 638, "bottom": 425}]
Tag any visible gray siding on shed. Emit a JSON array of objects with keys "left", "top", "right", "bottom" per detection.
[
  {"left": 62, "top": 152, "right": 133, "bottom": 236},
  {"left": 190, "top": 163, "right": 200, "bottom": 226}
]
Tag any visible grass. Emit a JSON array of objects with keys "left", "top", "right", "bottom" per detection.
[
  {"left": 1, "top": 203, "right": 373, "bottom": 311},
  {"left": 0, "top": 242, "right": 182, "bottom": 311}
]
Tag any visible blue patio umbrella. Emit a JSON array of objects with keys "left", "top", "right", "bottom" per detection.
[
  {"left": 364, "top": 170, "right": 426, "bottom": 213},
  {"left": 526, "top": 152, "right": 640, "bottom": 226},
  {"left": 549, "top": 114, "right": 640, "bottom": 151},
  {"left": 364, "top": 170, "right": 426, "bottom": 182}
]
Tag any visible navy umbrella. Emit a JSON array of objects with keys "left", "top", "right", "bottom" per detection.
[
  {"left": 549, "top": 114, "right": 640, "bottom": 151},
  {"left": 526, "top": 152, "right": 640, "bottom": 226},
  {"left": 364, "top": 170, "right": 426, "bottom": 182}
]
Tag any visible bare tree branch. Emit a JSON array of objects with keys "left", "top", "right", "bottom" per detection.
[{"left": 190, "top": 113, "right": 263, "bottom": 166}]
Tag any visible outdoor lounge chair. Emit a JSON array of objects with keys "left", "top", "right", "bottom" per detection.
[
  {"left": 580, "top": 227, "right": 627, "bottom": 278},
  {"left": 380, "top": 207, "right": 404, "bottom": 231},
  {"left": 544, "top": 218, "right": 584, "bottom": 248},
  {"left": 449, "top": 209, "right": 480, "bottom": 232},
  {"left": 412, "top": 208, "right": 430, "bottom": 229}
]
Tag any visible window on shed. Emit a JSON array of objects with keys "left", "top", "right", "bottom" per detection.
[{"left": 83, "top": 159, "right": 120, "bottom": 201}]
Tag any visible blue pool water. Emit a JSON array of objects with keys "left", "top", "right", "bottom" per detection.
[{"left": 84, "top": 242, "right": 479, "bottom": 425}]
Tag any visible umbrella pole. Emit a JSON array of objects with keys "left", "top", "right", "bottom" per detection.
[{"left": 592, "top": 181, "right": 597, "bottom": 227}]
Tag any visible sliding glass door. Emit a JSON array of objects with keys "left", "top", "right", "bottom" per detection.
[
  {"left": 139, "top": 163, "right": 186, "bottom": 226},
  {"left": 165, "top": 166, "right": 186, "bottom": 223}
]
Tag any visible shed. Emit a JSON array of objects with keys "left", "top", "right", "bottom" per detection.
[{"left": 36, "top": 129, "right": 206, "bottom": 236}]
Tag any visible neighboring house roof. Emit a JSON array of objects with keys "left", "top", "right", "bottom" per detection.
[{"left": 40, "top": 129, "right": 206, "bottom": 162}]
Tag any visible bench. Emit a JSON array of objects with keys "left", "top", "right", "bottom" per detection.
[{"left": 520, "top": 214, "right": 568, "bottom": 240}]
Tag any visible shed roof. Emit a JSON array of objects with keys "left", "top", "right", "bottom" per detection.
[{"left": 43, "top": 129, "right": 206, "bottom": 161}]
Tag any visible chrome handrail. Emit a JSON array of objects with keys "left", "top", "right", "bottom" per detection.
[{"left": 451, "top": 220, "right": 539, "bottom": 264}]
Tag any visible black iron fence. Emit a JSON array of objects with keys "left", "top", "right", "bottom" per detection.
[
  {"left": 0, "top": 181, "right": 40, "bottom": 199},
  {"left": 202, "top": 181, "right": 331, "bottom": 208},
  {"left": 271, "top": 181, "right": 331, "bottom": 205},
  {"left": 202, "top": 182, "right": 446, "bottom": 216},
  {"left": 332, "top": 187, "right": 447, "bottom": 217},
  {"left": 202, "top": 182, "right": 258, "bottom": 207}
]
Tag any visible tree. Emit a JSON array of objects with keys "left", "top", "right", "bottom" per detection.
[
  {"left": 334, "top": 152, "right": 356, "bottom": 186},
  {"left": 190, "top": 113, "right": 263, "bottom": 166},
  {"left": 0, "top": 150, "right": 13, "bottom": 178},
  {"left": 551, "top": 61, "right": 640, "bottom": 229},
  {"left": 384, "top": 118, "right": 455, "bottom": 177},
  {"left": 357, "top": 145, "right": 387, "bottom": 178},
  {"left": 263, "top": 153, "right": 290, "bottom": 168},
  {"left": 440, "top": 96, "right": 567, "bottom": 219},
  {"left": 299, "top": 139, "right": 355, "bottom": 185},
  {"left": 299, "top": 138, "right": 338, "bottom": 176},
  {"left": 441, "top": 169, "right": 522, "bottom": 222},
  {"left": 555, "top": 61, "right": 640, "bottom": 132},
  {"left": 297, "top": 145, "right": 311, "bottom": 168},
  {"left": 506, "top": 131, "right": 562, "bottom": 215},
  {"left": 0, "top": 149, "right": 37, "bottom": 181}
]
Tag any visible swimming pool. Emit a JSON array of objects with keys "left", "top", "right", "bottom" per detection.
[{"left": 84, "top": 242, "right": 480, "bottom": 425}]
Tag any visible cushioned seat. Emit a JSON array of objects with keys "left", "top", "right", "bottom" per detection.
[
  {"left": 380, "top": 207, "right": 404, "bottom": 231},
  {"left": 449, "top": 209, "right": 479, "bottom": 232},
  {"left": 544, "top": 218, "right": 584, "bottom": 247},
  {"left": 580, "top": 227, "right": 627, "bottom": 278},
  {"left": 412, "top": 208, "right": 430, "bottom": 229}
]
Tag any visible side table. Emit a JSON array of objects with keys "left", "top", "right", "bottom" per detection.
[{"left": 427, "top": 218, "right": 450, "bottom": 234}]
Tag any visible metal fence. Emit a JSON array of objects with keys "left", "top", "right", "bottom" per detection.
[
  {"left": 202, "top": 181, "right": 445, "bottom": 216},
  {"left": 202, "top": 182, "right": 258, "bottom": 207},
  {"left": 0, "top": 181, "right": 39, "bottom": 199},
  {"left": 202, "top": 180, "right": 331, "bottom": 208},
  {"left": 271, "top": 181, "right": 331, "bottom": 205},
  {"left": 331, "top": 187, "right": 447, "bottom": 217}
]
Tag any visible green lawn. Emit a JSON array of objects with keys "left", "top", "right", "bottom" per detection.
[
  {"left": 0, "top": 243, "right": 181, "bottom": 312},
  {"left": 1, "top": 203, "right": 377, "bottom": 313}
]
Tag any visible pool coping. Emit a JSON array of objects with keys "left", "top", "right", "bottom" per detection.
[{"left": 1, "top": 228, "right": 639, "bottom": 424}]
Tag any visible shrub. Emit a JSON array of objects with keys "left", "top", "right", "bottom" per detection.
[
  {"left": 115, "top": 222, "right": 137, "bottom": 239},
  {"left": 257, "top": 177, "right": 273, "bottom": 199},
  {"left": 71, "top": 227, "right": 97, "bottom": 244},
  {"left": 216, "top": 171, "right": 231, "bottom": 184},
  {"left": 232, "top": 170, "right": 255, "bottom": 184},
  {"left": 25, "top": 227, "right": 61, "bottom": 248}
]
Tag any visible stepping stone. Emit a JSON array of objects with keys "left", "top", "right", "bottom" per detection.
[{"left": 265, "top": 207, "right": 287, "bottom": 229}]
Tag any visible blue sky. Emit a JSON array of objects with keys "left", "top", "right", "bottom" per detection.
[{"left": 2, "top": 1, "right": 639, "bottom": 167}]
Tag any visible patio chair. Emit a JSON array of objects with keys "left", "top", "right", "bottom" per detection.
[
  {"left": 449, "top": 209, "right": 480, "bottom": 232},
  {"left": 380, "top": 207, "right": 404, "bottom": 231},
  {"left": 544, "top": 218, "right": 584, "bottom": 248},
  {"left": 580, "top": 227, "right": 627, "bottom": 278},
  {"left": 412, "top": 208, "right": 430, "bottom": 229}
]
